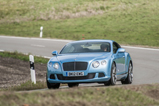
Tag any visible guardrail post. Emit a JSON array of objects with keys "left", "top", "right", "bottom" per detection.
[{"left": 29, "top": 55, "right": 36, "bottom": 84}]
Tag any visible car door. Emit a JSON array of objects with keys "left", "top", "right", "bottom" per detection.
[{"left": 113, "top": 42, "right": 125, "bottom": 77}]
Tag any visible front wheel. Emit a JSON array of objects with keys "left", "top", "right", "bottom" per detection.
[
  {"left": 68, "top": 83, "right": 79, "bottom": 88},
  {"left": 121, "top": 62, "right": 133, "bottom": 84},
  {"left": 104, "top": 63, "right": 117, "bottom": 86},
  {"left": 47, "top": 81, "right": 60, "bottom": 89},
  {"left": 46, "top": 74, "right": 60, "bottom": 89}
]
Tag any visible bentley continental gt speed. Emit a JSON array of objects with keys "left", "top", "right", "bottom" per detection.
[{"left": 46, "top": 40, "right": 133, "bottom": 89}]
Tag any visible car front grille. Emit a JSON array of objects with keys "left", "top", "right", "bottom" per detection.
[
  {"left": 63, "top": 62, "right": 88, "bottom": 71},
  {"left": 57, "top": 73, "right": 95, "bottom": 80}
]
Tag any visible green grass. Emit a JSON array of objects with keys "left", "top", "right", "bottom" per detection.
[
  {"left": 0, "top": 0, "right": 159, "bottom": 46},
  {"left": 0, "top": 0, "right": 120, "bottom": 22},
  {"left": 0, "top": 84, "right": 159, "bottom": 106},
  {"left": 0, "top": 51, "right": 49, "bottom": 64}
]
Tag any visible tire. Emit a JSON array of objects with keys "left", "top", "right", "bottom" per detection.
[
  {"left": 121, "top": 62, "right": 133, "bottom": 84},
  {"left": 47, "top": 81, "right": 60, "bottom": 89},
  {"left": 68, "top": 83, "right": 79, "bottom": 88},
  {"left": 46, "top": 74, "right": 60, "bottom": 89},
  {"left": 104, "top": 63, "right": 117, "bottom": 86}
]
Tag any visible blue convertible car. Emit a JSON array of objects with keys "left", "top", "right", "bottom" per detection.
[{"left": 47, "top": 40, "right": 133, "bottom": 89}]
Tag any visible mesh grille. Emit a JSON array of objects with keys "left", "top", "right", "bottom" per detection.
[{"left": 63, "top": 62, "right": 88, "bottom": 71}]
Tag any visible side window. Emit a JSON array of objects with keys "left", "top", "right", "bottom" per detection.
[
  {"left": 113, "top": 42, "right": 121, "bottom": 54},
  {"left": 113, "top": 43, "right": 118, "bottom": 53},
  {"left": 117, "top": 43, "right": 121, "bottom": 48}
]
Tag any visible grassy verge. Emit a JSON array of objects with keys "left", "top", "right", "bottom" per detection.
[
  {"left": 0, "top": 51, "right": 49, "bottom": 90},
  {"left": 0, "top": 51, "right": 49, "bottom": 64},
  {"left": 0, "top": 84, "right": 159, "bottom": 106},
  {"left": 1, "top": 81, "right": 47, "bottom": 91},
  {"left": 0, "top": 0, "right": 159, "bottom": 46},
  {"left": 0, "top": 81, "right": 67, "bottom": 91}
]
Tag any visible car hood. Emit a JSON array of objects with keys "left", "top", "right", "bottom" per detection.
[{"left": 50, "top": 53, "right": 111, "bottom": 63}]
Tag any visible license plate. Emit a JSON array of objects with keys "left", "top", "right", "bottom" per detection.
[{"left": 66, "top": 72, "right": 84, "bottom": 76}]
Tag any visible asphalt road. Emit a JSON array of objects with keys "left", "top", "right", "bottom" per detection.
[{"left": 0, "top": 35, "right": 159, "bottom": 85}]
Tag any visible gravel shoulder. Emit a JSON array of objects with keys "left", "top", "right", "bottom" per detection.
[{"left": 0, "top": 56, "right": 47, "bottom": 88}]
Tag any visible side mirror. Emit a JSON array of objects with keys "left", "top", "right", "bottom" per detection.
[
  {"left": 117, "top": 48, "right": 125, "bottom": 53},
  {"left": 52, "top": 51, "right": 58, "bottom": 56}
]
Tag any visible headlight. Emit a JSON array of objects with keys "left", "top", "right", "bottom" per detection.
[
  {"left": 53, "top": 63, "right": 59, "bottom": 69},
  {"left": 92, "top": 61, "right": 100, "bottom": 68},
  {"left": 49, "top": 62, "right": 53, "bottom": 67},
  {"left": 101, "top": 60, "right": 106, "bottom": 65}
]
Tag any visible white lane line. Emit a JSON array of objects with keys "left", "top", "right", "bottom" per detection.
[
  {"left": 35, "top": 55, "right": 51, "bottom": 59},
  {"left": 43, "top": 56, "right": 51, "bottom": 59},
  {"left": 0, "top": 35, "right": 72, "bottom": 42},
  {"left": 0, "top": 49, "right": 51, "bottom": 60},
  {"left": 0, "top": 35, "right": 159, "bottom": 51},
  {"left": 122, "top": 46, "right": 159, "bottom": 51},
  {"left": 60, "top": 86, "right": 68, "bottom": 89},
  {"left": 0, "top": 50, "right": 4, "bottom": 52},
  {"left": 31, "top": 44, "right": 45, "bottom": 48}
]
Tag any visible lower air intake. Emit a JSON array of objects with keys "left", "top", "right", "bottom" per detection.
[{"left": 57, "top": 73, "right": 95, "bottom": 80}]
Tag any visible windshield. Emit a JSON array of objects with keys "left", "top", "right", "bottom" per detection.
[{"left": 60, "top": 42, "right": 111, "bottom": 54}]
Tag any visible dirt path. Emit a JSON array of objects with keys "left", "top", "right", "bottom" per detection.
[{"left": 0, "top": 56, "right": 47, "bottom": 88}]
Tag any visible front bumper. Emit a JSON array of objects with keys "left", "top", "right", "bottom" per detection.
[
  {"left": 47, "top": 73, "right": 111, "bottom": 83},
  {"left": 47, "top": 59, "right": 111, "bottom": 83}
]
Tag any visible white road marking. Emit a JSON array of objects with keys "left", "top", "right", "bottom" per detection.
[
  {"left": 43, "top": 56, "right": 51, "bottom": 59},
  {"left": 0, "top": 50, "right": 4, "bottom": 52},
  {"left": 0, "top": 50, "right": 51, "bottom": 60},
  {"left": 122, "top": 46, "right": 159, "bottom": 51},
  {"left": 31, "top": 44, "right": 45, "bottom": 48},
  {"left": 35, "top": 55, "right": 51, "bottom": 59},
  {"left": 60, "top": 86, "right": 68, "bottom": 89},
  {"left": 0, "top": 35, "right": 159, "bottom": 51},
  {"left": 0, "top": 49, "right": 51, "bottom": 59},
  {"left": 0, "top": 35, "right": 72, "bottom": 42}
]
